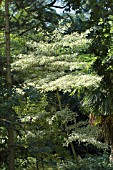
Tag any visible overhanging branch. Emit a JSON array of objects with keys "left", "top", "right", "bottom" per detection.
[
  {"left": 52, "top": 5, "right": 66, "bottom": 9},
  {"left": 47, "top": 0, "right": 57, "bottom": 7}
]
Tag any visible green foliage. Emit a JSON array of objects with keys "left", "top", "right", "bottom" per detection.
[
  {"left": 9, "top": 0, "right": 61, "bottom": 36},
  {"left": 58, "top": 154, "right": 113, "bottom": 170},
  {"left": 8, "top": 29, "right": 108, "bottom": 170},
  {"left": 82, "top": 86, "right": 113, "bottom": 116},
  {"left": 12, "top": 31, "right": 100, "bottom": 95},
  {"left": 1, "top": 0, "right": 113, "bottom": 166},
  {"left": 64, "top": 124, "right": 108, "bottom": 150}
]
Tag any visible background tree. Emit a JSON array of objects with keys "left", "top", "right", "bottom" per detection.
[
  {"left": 1, "top": 0, "right": 113, "bottom": 169},
  {"left": 4, "top": 0, "right": 15, "bottom": 169},
  {"left": 11, "top": 29, "right": 108, "bottom": 169}
]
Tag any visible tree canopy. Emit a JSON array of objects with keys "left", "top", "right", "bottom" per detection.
[{"left": 1, "top": 0, "right": 113, "bottom": 169}]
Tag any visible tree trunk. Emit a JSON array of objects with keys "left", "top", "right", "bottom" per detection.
[
  {"left": 5, "top": 0, "right": 12, "bottom": 93},
  {"left": 0, "top": 0, "right": 2, "bottom": 5},
  {"left": 5, "top": 0, "right": 15, "bottom": 169},
  {"left": 41, "top": 157, "right": 44, "bottom": 170},
  {"left": 8, "top": 127, "right": 15, "bottom": 170},
  {"left": 109, "top": 122, "right": 113, "bottom": 164},
  {"left": 36, "top": 158, "right": 39, "bottom": 170}
]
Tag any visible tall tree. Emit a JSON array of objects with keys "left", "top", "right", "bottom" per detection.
[{"left": 5, "top": 0, "right": 15, "bottom": 169}]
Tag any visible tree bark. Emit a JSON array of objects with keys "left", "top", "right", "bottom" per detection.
[
  {"left": 8, "top": 127, "right": 15, "bottom": 170},
  {"left": 109, "top": 122, "right": 113, "bottom": 164},
  {"left": 5, "top": 0, "right": 12, "bottom": 93},
  {"left": 36, "top": 158, "right": 39, "bottom": 170},
  {"left": 0, "top": 0, "right": 2, "bottom": 5},
  {"left": 5, "top": 0, "right": 15, "bottom": 169}
]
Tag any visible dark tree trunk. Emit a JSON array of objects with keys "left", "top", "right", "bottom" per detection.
[
  {"left": 5, "top": 0, "right": 15, "bottom": 169},
  {"left": 36, "top": 158, "right": 39, "bottom": 170},
  {"left": 41, "top": 158, "right": 44, "bottom": 170},
  {"left": 109, "top": 124, "right": 113, "bottom": 163}
]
